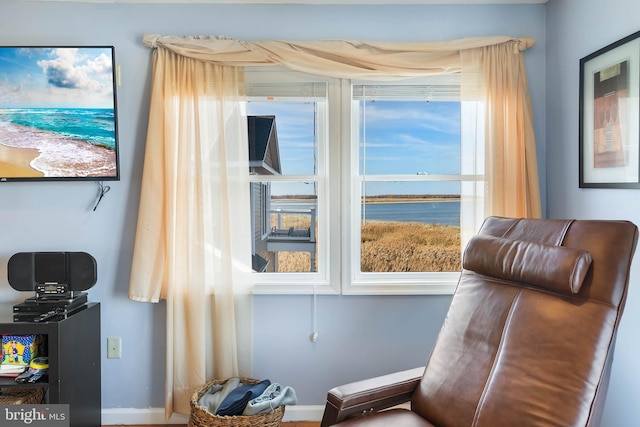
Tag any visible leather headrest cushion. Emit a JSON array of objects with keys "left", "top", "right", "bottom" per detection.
[{"left": 463, "top": 235, "right": 592, "bottom": 296}]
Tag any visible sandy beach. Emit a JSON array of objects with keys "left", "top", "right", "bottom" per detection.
[{"left": 0, "top": 142, "right": 44, "bottom": 178}]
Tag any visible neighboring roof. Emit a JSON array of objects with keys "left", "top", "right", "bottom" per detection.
[{"left": 248, "top": 115, "right": 282, "bottom": 175}]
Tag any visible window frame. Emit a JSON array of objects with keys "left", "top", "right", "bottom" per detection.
[
  {"left": 246, "top": 68, "right": 483, "bottom": 295},
  {"left": 342, "top": 78, "right": 470, "bottom": 295},
  {"left": 246, "top": 68, "right": 338, "bottom": 294}
]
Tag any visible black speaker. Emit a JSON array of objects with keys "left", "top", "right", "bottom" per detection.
[
  {"left": 34, "top": 252, "right": 67, "bottom": 285},
  {"left": 8, "top": 252, "right": 97, "bottom": 292},
  {"left": 7, "top": 253, "right": 36, "bottom": 291},
  {"left": 68, "top": 252, "right": 97, "bottom": 290}
]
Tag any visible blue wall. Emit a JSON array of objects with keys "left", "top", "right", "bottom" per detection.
[
  {"left": 0, "top": 0, "right": 550, "bottom": 421},
  {"left": 546, "top": 1, "right": 640, "bottom": 425}
]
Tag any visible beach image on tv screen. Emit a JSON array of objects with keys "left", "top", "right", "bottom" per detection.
[{"left": 0, "top": 47, "right": 118, "bottom": 180}]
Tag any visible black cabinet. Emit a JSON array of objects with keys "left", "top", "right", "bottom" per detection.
[{"left": 0, "top": 302, "right": 101, "bottom": 427}]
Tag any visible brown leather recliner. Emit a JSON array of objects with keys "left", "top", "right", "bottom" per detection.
[{"left": 321, "top": 216, "right": 638, "bottom": 427}]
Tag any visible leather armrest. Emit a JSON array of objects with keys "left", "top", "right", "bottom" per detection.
[{"left": 320, "top": 367, "right": 424, "bottom": 427}]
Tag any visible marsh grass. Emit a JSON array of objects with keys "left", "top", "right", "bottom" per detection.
[
  {"left": 277, "top": 251, "right": 313, "bottom": 272},
  {"left": 361, "top": 221, "right": 461, "bottom": 272},
  {"left": 275, "top": 218, "right": 461, "bottom": 273}
]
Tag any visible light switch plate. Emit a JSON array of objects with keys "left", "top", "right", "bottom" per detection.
[{"left": 107, "top": 337, "right": 122, "bottom": 359}]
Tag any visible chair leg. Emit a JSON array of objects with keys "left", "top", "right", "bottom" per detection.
[{"left": 320, "top": 402, "right": 340, "bottom": 427}]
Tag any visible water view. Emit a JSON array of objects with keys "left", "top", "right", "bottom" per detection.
[{"left": 271, "top": 199, "right": 461, "bottom": 226}]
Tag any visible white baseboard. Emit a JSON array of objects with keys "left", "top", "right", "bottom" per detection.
[
  {"left": 101, "top": 405, "right": 325, "bottom": 425},
  {"left": 282, "top": 405, "right": 325, "bottom": 422},
  {"left": 101, "top": 408, "right": 188, "bottom": 425}
]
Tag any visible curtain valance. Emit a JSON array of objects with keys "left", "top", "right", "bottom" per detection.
[{"left": 142, "top": 34, "right": 535, "bottom": 79}]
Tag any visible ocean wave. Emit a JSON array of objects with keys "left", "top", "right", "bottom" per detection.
[
  {"left": 0, "top": 120, "right": 117, "bottom": 178},
  {"left": 0, "top": 108, "right": 116, "bottom": 150}
]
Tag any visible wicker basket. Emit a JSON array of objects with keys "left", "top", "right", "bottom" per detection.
[
  {"left": 0, "top": 387, "right": 45, "bottom": 404},
  {"left": 188, "top": 377, "right": 286, "bottom": 427}
]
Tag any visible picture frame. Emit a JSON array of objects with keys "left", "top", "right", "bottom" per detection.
[{"left": 579, "top": 30, "right": 640, "bottom": 188}]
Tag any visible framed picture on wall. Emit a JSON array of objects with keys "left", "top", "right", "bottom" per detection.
[{"left": 579, "top": 30, "right": 640, "bottom": 188}]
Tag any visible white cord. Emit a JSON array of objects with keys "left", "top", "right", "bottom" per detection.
[{"left": 310, "top": 286, "right": 318, "bottom": 342}]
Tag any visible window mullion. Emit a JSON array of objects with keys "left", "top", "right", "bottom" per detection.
[{"left": 336, "top": 79, "right": 357, "bottom": 294}]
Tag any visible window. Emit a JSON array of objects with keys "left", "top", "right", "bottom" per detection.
[
  {"left": 246, "top": 69, "right": 484, "bottom": 294},
  {"left": 346, "top": 79, "right": 480, "bottom": 294},
  {"left": 246, "top": 70, "right": 331, "bottom": 289}
]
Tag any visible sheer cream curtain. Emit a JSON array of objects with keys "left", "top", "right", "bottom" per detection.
[
  {"left": 128, "top": 47, "right": 252, "bottom": 416},
  {"left": 461, "top": 41, "right": 542, "bottom": 217},
  {"left": 130, "top": 34, "right": 541, "bottom": 417}
]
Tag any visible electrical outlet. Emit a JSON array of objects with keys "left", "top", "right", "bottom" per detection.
[{"left": 107, "top": 337, "right": 122, "bottom": 359}]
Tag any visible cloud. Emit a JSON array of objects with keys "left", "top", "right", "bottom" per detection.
[
  {"left": 37, "top": 48, "right": 112, "bottom": 91},
  {"left": 363, "top": 102, "right": 461, "bottom": 136}
]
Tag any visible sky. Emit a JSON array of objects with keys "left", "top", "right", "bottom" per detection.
[
  {"left": 247, "top": 99, "right": 461, "bottom": 196},
  {"left": 0, "top": 47, "right": 115, "bottom": 109}
]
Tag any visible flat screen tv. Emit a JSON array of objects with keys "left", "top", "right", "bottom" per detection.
[{"left": 0, "top": 46, "right": 119, "bottom": 181}]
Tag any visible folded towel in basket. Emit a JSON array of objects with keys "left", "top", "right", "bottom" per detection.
[
  {"left": 215, "top": 379, "right": 271, "bottom": 416},
  {"left": 242, "top": 383, "right": 298, "bottom": 415},
  {"left": 198, "top": 378, "right": 239, "bottom": 414}
]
